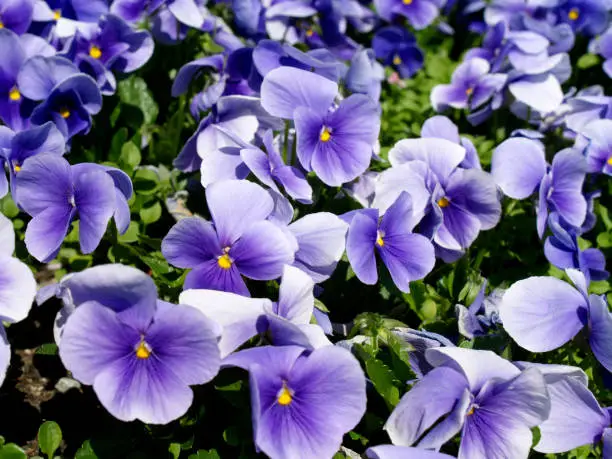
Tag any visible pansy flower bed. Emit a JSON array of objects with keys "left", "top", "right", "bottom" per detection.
[{"left": 0, "top": 0, "right": 611, "bottom": 458}]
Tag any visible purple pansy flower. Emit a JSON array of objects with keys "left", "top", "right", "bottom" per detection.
[
  {"left": 57, "top": 264, "right": 222, "bottom": 424},
  {"left": 378, "top": 137, "right": 501, "bottom": 261},
  {"left": 455, "top": 281, "right": 503, "bottom": 339},
  {"left": 431, "top": 58, "right": 506, "bottom": 112},
  {"left": 491, "top": 138, "right": 587, "bottom": 237},
  {"left": 373, "top": 0, "right": 442, "bottom": 29},
  {"left": 287, "top": 211, "right": 348, "bottom": 283},
  {"left": 0, "top": 121, "right": 65, "bottom": 199},
  {"left": 0, "top": 29, "right": 55, "bottom": 131},
  {"left": 223, "top": 344, "right": 367, "bottom": 459},
  {"left": 261, "top": 67, "right": 380, "bottom": 186},
  {"left": 241, "top": 129, "right": 313, "bottom": 203},
  {"left": 34, "top": 0, "right": 108, "bottom": 39},
  {"left": 590, "top": 28, "right": 612, "bottom": 77},
  {"left": 18, "top": 56, "right": 102, "bottom": 139},
  {"left": 0, "top": 213, "right": 36, "bottom": 387},
  {"left": 556, "top": 0, "right": 608, "bottom": 36},
  {"left": 372, "top": 26, "right": 424, "bottom": 79},
  {"left": 544, "top": 213, "right": 608, "bottom": 283},
  {"left": 499, "top": 269, "right": 612, "bottom": 373},
  {"left": 64, "top": 14, "right": 154, "bottom": 95},
  {"left": 15, "top": 154, "right": 118, "bottom": 262},
  {"left": 180, "top": 265, "right": 331, "bottom": 356},
  {"left": 576, "top": 119, "right": 612, "bottom": 174},
  {"left": 530, "top": 364, "right": 612, "bottom": 455},
  {"left": 420, "top": 115, "right": 481, "bottom": 169},
  {"left": 162, "top": 179, "right": 296, "bottom": 296},
  {"left": 0, "top": 0, "right": 34, "bottom": 34},
  {"left": 367, "top": 445, "right": 455, "bottom": 459},
  {"left": 345, "top": 192, "right": 436, "bottom": 293},
  {"left": 344, "top": 48, "right": 385, "bottom": 101},
  {"left": 385, "top": 347, "right": 550, "bottom": 459}
]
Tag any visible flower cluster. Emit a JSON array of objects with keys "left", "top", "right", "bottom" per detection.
[{"left": 0, "top": 0, "right": 612, "bottom": 458}]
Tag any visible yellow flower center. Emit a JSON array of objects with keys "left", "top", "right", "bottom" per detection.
[
  {"left": 607, "top": 156, "right": 612, "bottom": 166},
  {"left": 135, "top": 340, "right": 151, "bottom": 359},
  {"left": 8, "top": 87, "right": 20, "bottom": 102},
  {"left": 0, "top": 20, "right": 4, "bottom": 29},
  {"left": 13, "top": 165, "right": 21, "bottom": 173},
  {"left": 59, "top": 108, "right": 70, "bottom": 119},
  {"left": 465, "top": 87, "right": 474, "bottom": 96},
  {"left": 403, "top": 0, "right": 413, "bottom": 4},
  {"left": 89, "top": 45, "right": 102, "bottom": 59},
  {"left": 217, "top": 253, "right": 232, "bottom": 270},
  {"left": 305, "top": 28, "right": 314, "bottom": 37},
  {"left": 568, "top": 8, "right": 579, "bottom": 20},
  {"left": 53, "top": 9, "right": 61, "bottom": 20},
  {"left": 277, "top": 384, "right": 293, "bottom": 406},
  {"left": 467, "top": 406, "right": 476, "bottom": 416},
  {"left": 437, "top": 197, "right": 450, "bottom": 208},
  {"left": 320, "top": 127, "right": 331, "bottom": 142},
  {"left": 376, "top": 231, "right": 384, "bottom": 247},
  {"left": 393, "top": 55, "right": 402, "bottom": 65}
]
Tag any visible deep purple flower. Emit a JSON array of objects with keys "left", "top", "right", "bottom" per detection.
[
  {"left": 162, "top": 180, "right": 295, "bottom": 296},
  {"left": 345, "top": 192, "right": 435, "bottom": 293},
  {"left": 499, "top": 269, "right": 612, "bottom": 373},
  {"left": 57, "top": 264, "right": 222, "bottom": 424},
  {"left": 0, "top": 121, "right": 65, "bottom": 199},
  {"left": 556, "top": 0, "right": 608, "bottom": 35},
  {"left": 544, "top": 213, "right": 608, "bottom": 282},
  {"left": 0, "top": 213, "right": 36, "bottom": 386},
  {"left": 372, "top": 26, "right": 424, "bottom": 79},
  {"left": 223, "top": 344, "right": 367, "bottom": 459},
  {"left": 18, "top": 56, "right": 102, "bottom": 139},
  {"left": 0, "top": 0, "right": 34, "bottom": 34},
  {"left": 15, "top": 154, "right": 117, "bottom": 262},
  {"left": 431, "top": 58, "right": 506, "bottom": 111},
  {"left": 64, "top": 15, "right": 154, "bottom": 95},
  {"left": 180, "top": 265, "right": 331, "bottom": 356},
  {"left": 385, "top": 347, "right": 550, "bottom": 458},
  {"left": 241, "top": 129, "right": 313, "bottom": 203},
  {"left": 374, "top": 0, "right": 442, "bottom": 29}
]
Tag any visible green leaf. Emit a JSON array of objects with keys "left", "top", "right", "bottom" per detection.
[
  {"left": 118, "top": 77, "right": 159, "bottom": 125},
  {"left": 0, "top": 444, "right": 27, "bottom": 459},
  {"left": 364, "top": 358, "right": 400, "bottom": 409},
  {"left": 35, "top": 343, "right": 58, "bottom": 355},
  {"left": 119, "top": 142, "right": 141, "bottom": 173},
  {"left": 188, "top": 449, "right": 220, "bottom": 459},
  {"left": 38, "top": 421, "right": 62, "bottom": 459},
  {"left": 117, "top": 222, "right": 140, "bottom": 244},
  {"left": 75, "top": 439, "right": 98, "bottom": 459},
  {"left": 168, "top": 443, "right": 181, "bottom": 459},
  {"left": 139, "top": 201, "right": 162, "bottom": 225},
  {"left": 133, "top": 169, "right": 160, "bottom": 195},
  {"left": 577, "top": 53, "right": 600, "bottom": 70}
]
